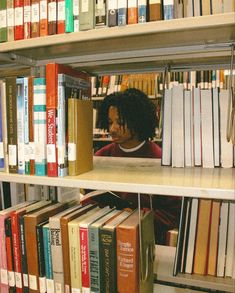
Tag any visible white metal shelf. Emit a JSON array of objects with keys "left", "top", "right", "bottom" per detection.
[{"left": 0, "top": 157, "right": 234, "bottom": 199}]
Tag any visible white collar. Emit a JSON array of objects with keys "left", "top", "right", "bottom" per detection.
[{"left": 118, "top": 141, "right": 146, "bottom": 153}]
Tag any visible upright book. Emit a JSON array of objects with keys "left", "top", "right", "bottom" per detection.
[
  {"left": 14, "top": 0, "right": 24, "bottom": 39},
  {"left": 0, "top": 0, "right": 7, "bottom": 42},
  {"left": 31, "top": 0, "right": 40, "bottom": 37},
  {"left": 79, "top": 0, "right": 95, "bottom": 30}
]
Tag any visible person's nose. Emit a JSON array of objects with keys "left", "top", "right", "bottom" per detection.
[{"left": 109, "top": 122, "right": 118, "bottom": 133}]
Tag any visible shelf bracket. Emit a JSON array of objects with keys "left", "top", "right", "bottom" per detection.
[{"left": 0, "top": 52, "right": 36, "bottom": 67}]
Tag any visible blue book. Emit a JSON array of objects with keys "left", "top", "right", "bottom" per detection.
[
  {"left": 33, "top": 78, "right": 47, "bottom": 176},
  {"left": 163, "top": 0, "right": 174, "bottom": 20},
  {"left": 117, "top": 0, "right": 127, "bottom": 25},
  {"left": 138, "top": 0, "right": 147, "bottom": 23}
]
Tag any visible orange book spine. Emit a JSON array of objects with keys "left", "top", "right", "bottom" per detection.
[
  {"left": 23, "top": 0, "right": 31, "bottom": 38},
  {"left": 39, "top": 0, "right": 48, "bottom": 36},
  {"left": 127, "top": 6, "right": 137, "bottom": 24},
  {"left": 57, "top": 0, "right": 65, "bottom": 34},
  {"left": 14, "top": 0, "right": 24, "bottom": 40},
  {"left": 31, "top": 0, "right": 40, "bottom": 37}
]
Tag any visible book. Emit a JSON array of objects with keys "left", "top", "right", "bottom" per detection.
[
  {"left": 48, "top": 0, "right": 57, "bottom": 34},
  {"left": 148, "top": 0, "right": 162, "bottom": 21},
  {"left": 31, "top": 0, "right": 40, "bottom": 37},
  {"left": 116, "top": 209, "right": 140, "bottom": 293},
  {"left": 23, "top": 0, "right": 31, "bottom": 38},
  {"left": 65, "top": 0, "right": 74, "bottom": 32},
  {"left": 107, "top": 0, "right": 118, "bottom": 26},
  {"left": 95, "top": 0, "right": 106, "bottom": 27},
  {"left": 200, "top": 89, "right": 214, "bottom": 168},
  {"left": 0, "top": 80, "right": 8, "bottom": 172},
  {"left": 99, "top": 210, "right": 132, "bottom": 293},
  {"left": 0, "top": 81, "right": 4, "bottom": 170},
  {"left": 39, "top": 0, "right": 48, "bottom": 36},
  {"left": 14, "top": 0, "right": 24, "bottom": 40},
  {"left": 193, "top": 87, "right": 202, "bottom": 166},
  {"left": 117, "top": 0, "right": 127, "bottom": 25},
  {"left": 6, "top": 77, "right": 18, "bottom": 173},
  {"left": 0, "top": 0, "right": 7, "bottom": 42},
  {"left": 207, "top": 200, "right": 221, "bottom": 276},
  {"left": 127, "top": 0, "right": 137, "bottom": 24},
  {"left": 184, "top": 90, "right": 193, "bottom": 167},
  {"left": 193, "top": 199, "right": 212, "bottom": 275},
  {"left": 79, "top": 206, "right": 112, "bottom": 292},
  {"left": 24, "top": 202, "right": 69, "bottom": 293},
  {"left": 201, "top": 0, "right": 211, "bottom": 15},
  {"left": 28, "top": 76, "right": 35, "bottom": 175},
  {"left": 46, "top": 63, "right": 90, "bottom": 177},
  {"left": 163, "top": 0, "right": 174, "bottom": 20},
  {"left": 88, "top": 209, "right": 121, "bottom": 293},
  {"left": 57, "top": 0, "right": 66, "bottom": 33},
  {"left": 225, "top": 201, "right": 235, "bottom": 277},
  {"left": 73, "top": 0, "right": 79, "bottom": 31},
  {"left": 33, "top": 77, "right": 47, "bottom": 176},
  {"left": 212, "top": 87, "right": 220, "bottom": 167},
  {"left": 79, "top": 0, "right": 95, "bottom": 30},
  {"left": 6, "top": 0, "right": 15, "bottom": 41},
  {"left": 217, "top": 201, "right": 229, "bottom": 277},
  {"left": 80, "top": 189, "right": 134, "bottom": 209}
]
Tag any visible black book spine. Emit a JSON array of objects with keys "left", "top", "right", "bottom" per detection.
[{"left": 19, "top": 215, "right": 29, "bottom": 293}]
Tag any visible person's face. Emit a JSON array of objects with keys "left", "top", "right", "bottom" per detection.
[{"left": 108, "top": 106, "right": 135, "bottom": 147}]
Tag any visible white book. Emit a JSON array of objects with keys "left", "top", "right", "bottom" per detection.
[
  {"left": 217, "top": 201, "right": 229, "bottom": 277},
  {"left": 185, "top": 198, "right": 198, "bottom": 274},
  {"left": 219, "top": 89, "right": 233, "bottom": 168},
  {"left": 201, "top": 89, "right": 214, "bottom": 168},
  {"left": 193, "top": 87, "right": 202, "bottom": 166},
  {"left": 212, "top": 88, "right": 220, "bottom": 167},
  {"left": 225, "top": 202, "right": 235, "bottom": 277},
  {"left": 193, "top": 0, "right": 201, "bottom": 16},
  {"left": 211, "top": 0, "right": 223, "bottom": 14},
  {"left": 172, "top": 84, "right": 184, "bottom": 167},
  {"left": 0, "top": 80, "right": 8, "bottom": 172},
  {"left": 223, "top": 0, "right": 235, "bottom": 12},
  {"left": 184, "top": 90, "right": 193, "bottom": 167},
  {"left": 56, "top": 187, "right": 80, "bottom": 203},
  {"left": 162, "top": 89, "right": 172, "bottom": 166}
]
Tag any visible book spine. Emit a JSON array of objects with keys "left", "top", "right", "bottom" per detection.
[
  {"left": 117, "top": 0, "right": 127, "bottom": 25},
  {"left": 23, "top": 77, "right": 30, "bottom": 175},
  {"left": 68, "top": 95, "right": 77, "bottom": 176},
  {"left": 34, "top": 78, "right": 47, "bottom": 176},
  {"left": 48, "top": 0, "right": 57, "bottom": 35},
  {"left": 57, "top": 0, "right": 65, "bottom": 33},
  {"left": 79, "top": 227, "right": 90, "bottom": 292},
  {"left": 65, "top": 0, "right": 74, "bottom": 32},
  {"left": 39, "top": 0, "right": 48, "bottom": 36},
  {"left": 7, "top": 0, "right": 15, "bottom": 41},
  {"left": 79, "top": 0, "right": 95, "bottom": 30},
  {"left": 0, "top": 84, "right": 4, "bottom": 170},
  {"left": 14, "top": 0, "right": 24, "bottom": 40},
  {"left": 163, "top": 0, "right": 174, "bottom": 20},
  {"left": 95, "top": 0, "right": 106, "bottom": 28},
  {"left": 127, "top": 0, "right": 137, "bottom": 24},
  {"left": 0, "top": 215, "right": 10, "bottom": 293},
  {"left": 31, "top": 0, "right": 40, "bottom": 37},
  {"left": 23, "top": 0, "right": 31, "bottom": 38},
  {"left": 36, "top": 225, "right": 47, "bottom": 293},
  {"left": 16, "top": 78, "right": 25, "bottom": 175},
  {"left": 148, "top": 0, "right": 162, "bottom": 21},
  {"left": 6, "top": 77, "right": 18, "bottom": 173},
  {"left": 137, "top": 0, "right": 147, "bottom": 23},
  {"left": 107, "top": 0, "right": 117, "bottom": 27},
  {"left": 0, "top": 0, "right": 7, "bottom": 42},
  {"left": 19, "top": 216, "right": 29, "bottom": 293},
  {"left": 28, "top": 76, "right": 35, "bottom": 175},
  {"left": 73, "top": 0, "right": 79, "bottom": 31}
]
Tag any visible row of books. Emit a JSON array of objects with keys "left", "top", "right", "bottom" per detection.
[
  {"left": 161, "top": 86, "right": 234, "bottom": 168},
  {"left": 0, "top": 63, "right": 93, "bottom": 177},
  {"left": 0, "top": 193, "right": 155, "bottom": 293},
  {"left": 0, "top": 0, "right": 234, "bottom": 43},
  {"left": 91, "top": 70, "right": 231, "bottom": 98},
  {"left": 173, "top": 197, "right": 235, "bottom": 279}
]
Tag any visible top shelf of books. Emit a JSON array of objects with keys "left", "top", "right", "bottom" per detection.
[
  {"left": 0, "top": 157, "right": 234, "bottom": 199},
  {"left": 0, "top": 13, "right": 234, "bottom": 75}
]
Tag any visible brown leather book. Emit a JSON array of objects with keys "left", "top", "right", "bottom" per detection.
[
  {"left": 149, "top": 0, "right": 162, "bottom": 21},
  {"left": 31, "top": 0, "right": 40, "bottom": 38},
  {"left": 48, "top": 0, "right": 57, "bottom": 35}
]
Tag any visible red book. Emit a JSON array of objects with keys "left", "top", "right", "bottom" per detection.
[
  {"left": 14, "top": 0, "right": 24, "bottom": 40},
  {"left": 57, "top": 0, "right": 65, "bottom": 34},
  {"left": 23, "top": 0, "right": 31, "bottom": 38},
  {"left": 39, "top": 0, "right": 48, "bottom": 36},
  {"left": 31, "top": 0, "right": 40, "bottom": 37},
  {"left": 46, "top": 63, "right": 91, "bottom": 177}
]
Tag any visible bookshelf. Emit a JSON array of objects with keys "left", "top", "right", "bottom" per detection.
[{"left": 0, "top": 11, "right": 235, "bottom": 293}]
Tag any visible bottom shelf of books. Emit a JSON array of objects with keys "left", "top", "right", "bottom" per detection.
[{"left": 154, "top": 245, "right": 234, "bottom": 292}]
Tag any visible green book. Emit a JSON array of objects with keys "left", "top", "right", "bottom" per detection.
[
  {"left": 65, "top": 0, "right": 74, "bottom": 32},
  {"left": 0, "top": 0, "right": 7, "bottom": 42},
  {"left": 79, "top": 0, "right": 95, "bottom": 30}
]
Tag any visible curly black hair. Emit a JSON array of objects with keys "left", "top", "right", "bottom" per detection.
[{"left": 97, "top": 88, "right": 157, "bottom": 141}]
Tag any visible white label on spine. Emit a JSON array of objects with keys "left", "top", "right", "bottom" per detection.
[
  {"left": 128, "top": 0, "right": 136, "bottom": 7},
  {"left": 72, "top": 288, "right": 81, "bottom": 293},
  {"left": 0, "top": 10, "right": 7, "bottom": 27},
  {"left": 8, "top": 145, "right": 17, "bottom": 165},
  {"left": 24, "top": 5, "right": 31, "bottom": 22},
  {"left": 15, "top": 7, "right": 23, "bottom": 25},
  {"left": 65, "top": 285, "right": 70, "bottom": 293},
  {"left": 23, "top": 274, "right": 29, "bottom": 287},
  {"left": 8, "top": 271, "right": 15, "bottom": 287},
  {"left": 39, "top": 277, "right": 47, "bottom": 293},
  {"left": 15, "top": 272, "right": 23, "bottom": 288},
  {"left": 97, "top": 0, "right": 104, "bottom": 9},
  {"left": 108, "top": 0, "right": 117, "bottom": 9},
  {"left": 7, "top": 8, "right": 14, "bottom": 26},
  {"left": 40, "top": 0, "right": 47, "bottom": 19},
  {"left": 163, "top": 0, "right": 173, "bottom": 4},
  {"left": 0, "top": 142, "right": 4, "bottom": 158},
  {"left": 82, "top": 288, "right": 90, "bottom": 293},
  {"left": 24, "top": 144, "right": 30, "bottom": 162},
  {"left": 58, "top": 146, "right": 65, "bottom": 164},
  {"left": 58, "top": 1, "right": 65, "bottom": 20},
  {"left": 29, "top": 142, "right": 35, "bottom": 159},
  {"left": 47, "top": 144, "right": 56, "bottom": 163},
  {"left": 81, "top": 0, "right": 89, "bottom": 13},
  {"left": 48, "top": 2, "right": 57, "bottom": 21},
  {"left": 149, "top": 0, "right": 160, "bottom": 3},
  {"left": 118, "top": 0, "right": 126, "bottom": 8},
  {"left": 68, "top": 143, "right": 76, "bottom": 161},
  {"left": 31, "top": 3, "right": 40, "bottom": 22},
  {"left": 1, "top": 269, "right": 8, "bottom": 285},
  {"left": 46, "top": 279, "right": 55, "bottom": 293},
  {"left": 29, "top": 274, "right": 37, "bottom": 290},
  {"left": 55, "top": 282, "right": 62, "bottom": 293}
]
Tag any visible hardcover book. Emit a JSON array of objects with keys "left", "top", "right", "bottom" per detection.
[
  {"left": 23, "top": 0, "right": 31, "bottom": 38},
  {"left": 7, "top": 0, "right": 15, "bottom": 41},
  {"left": 117, "top": 0, "right": 127, "bottom": 25},
  {"left": 28, "top": 76, "right": 35, "bottom": 175},
  {"left": 127, "top": 0, "right": 137, "bottom": 24},
  {"left": 57, "top": 0, "right": 66, "bottom": 33},
  {"left": 148, "top": 0, "right": 162, "bottom": 21},
  {"left": 79, "top": 0, "right": 95, "bottom": 30},
  {"left": 31, "top": 0, "right": 40, "bottom": 37},
  {"left": 0, "top": 0, "right": 7, "bottom": 42},
  {"left": 107, "top": 0, "right": 118, "bottom": 26},
  {"left": 14, "top": 0, "right": 24, "bottom": 40},
  {"left": 39, "top": 0, "right": 48, "bottom": 36},
  {"left": 48, "top": 0, "right": 57, "bottom": 34}
]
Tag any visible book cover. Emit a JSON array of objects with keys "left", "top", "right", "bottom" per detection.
[
  {"left": 207, "top": 200, "right": 221, "bottom": 276},
  {"left": 163, "top": 0, "right": 174, "bottom": 19},
  {"left": 48, "top": 0, "right": 57, "bottom": 35},
  {"left": 19, "top": 214, "right": 29, "bottom": 293},
  {"left": 88, "top": 209, "right": 121, "bottom": 293},
  {"left": 107, "top": 0, "right": 118, "bottom": 26},
  {"left": 79, "top": 0, "right": 95, "bottom": 30},
  {"left": 14, "top": 0, "right": 24, "bottom": 40},
  {"left": 39, "top": 0, "right": 48, "bottom": 36},
  {"left": 79, "top": 207, "right": 112, "bottom": 292},
  {"left": 34, "top": 77, "right": 47, "bottom": 176},
  {"left": 184, "top": 90, "right": 193, "bottom": 167},
  {"left": 23, "top": 0, "right": 31, "bottom": 38},
  {"left": 6, "top": 0, "right": 15, "bottom": 41},
  {"left": 24, "top": 202, "right": 69, "bottom": 293},
  {"left": 99, "top": 210, "right": 132, "bottom": 293},
  {"left": 0, "top": 81, "right": 4, "bottom": 170},
  {"left": 57, "top": 0, "right": 66, "bottom": 33},
  {"left": 73, "top": 0, "right": 79, "bottom": 31},
  {"left": 116, "top": 209, "right": 140, "bottom": 293},
  {"left": 60, "top": 203, "right": 97, "bottom": 293},
  {"left": 6, "top": 77, "right": 18, "bottom": 173},
  {"left": 148, "top": 0, "right": 162, "bottom": 21},
  {"left": 193, "top": 199, "right": 212, "bottom": 275},
  {"left": 0, "top": 0, "right": 7, "bottom": 42}
]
